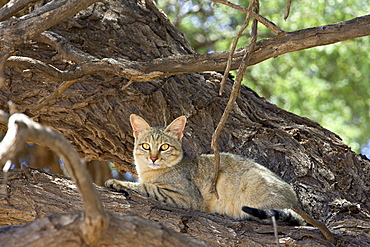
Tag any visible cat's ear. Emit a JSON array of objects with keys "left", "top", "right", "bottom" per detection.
[
  {"left": 165, "top": 116, "right": 186, "bottom": 140},
  {"left": 130, "top": 114, "right": 151, "bottom": 138}
]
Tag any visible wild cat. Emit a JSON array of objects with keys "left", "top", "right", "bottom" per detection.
[{"left": 105, "top": 114, "right": 305, "bottom": 225}]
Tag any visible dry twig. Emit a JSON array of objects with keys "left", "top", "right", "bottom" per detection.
[
  {"left": 211, "top": 0, "right": 283, "bottom": 95},
  {"left": 291, "top": 206, "right": 335, "bottom": 243},
  {"left": 211, "top": 0, "right": 283, "bottom": 36},
  {"left": 217, "top": 0, "right": 255, "bottom": 95},
  {"left": 35, "top": 79, "right": 78, "bottom": 111},
  {"left": 284, "top": 0, "right": 292, "bottom": 20},
  {"left": 210, "top": 0, "right": 259, "bottom": 197}
]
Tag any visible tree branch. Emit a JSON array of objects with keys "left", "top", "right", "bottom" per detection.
[
  {"left": 0, "top": 0, "right": 100, "bottom": 85},
  {"left": 284, "top": 0, "right": 292, "bottom": 20},
  {"left": 211, "top": 0, "right": 260, "bottom": 198},
  {"left": 292, "top": 206, "right": 335, "bottom": 243},
  {"left": 0, "top": 0, "right": 39, "bottom": 21},
  {"left": 5, "top": 14, "right": 370, "bottom": 83},
  {"left": 0, "top": 0, "right": 100, "bottom": 44},
  {"left": 217, "top": 0, "right": 255, "bottom": 95},
  {"left": 211, "top": 0, "right": 284, "bottom": 34},
  {"left": 0, "top": 113, "right": 108, "bottom": 244}
]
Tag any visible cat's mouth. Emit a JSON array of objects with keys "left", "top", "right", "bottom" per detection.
[{"left": 148, "top": 162, "right": 161, "bottom": 169}]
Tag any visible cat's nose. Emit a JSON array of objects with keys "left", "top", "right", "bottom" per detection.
[{"left": 150, "top": 157, "right": 158, "bottom": 162}]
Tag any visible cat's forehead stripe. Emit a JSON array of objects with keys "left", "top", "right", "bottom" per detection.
[{"left": 139, "top": 128, "right": 173, "bottom": 143}]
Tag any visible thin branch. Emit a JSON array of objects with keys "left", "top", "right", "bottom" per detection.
[
  {"left": 211, "top": 0, "right": 284, "bottom": 35},
  {"left": 4, "top": 14, "right": 370, "bottom": 83},
  {"left": 209, "top": 0, "right": 255, "bottom": 198},
  {"left": 210, "top": 0, "right": 259, "bottom": 198},
  {"left": 291, "top": 206, "right": 335, "bottom": 243},
  {"left": 5, "top": 55, "right": 168, "bottom": 82},
  {"left": 121, "top": 79, "right": 133, "bottom": 90},
  {"left": 34, "top": 79, "right": 78, "bottom": 111},
  {"left": 284, "top": 0, "right": 292, "bottom": 20},
  {"left": 0, "top": 113, "right": 109, "bottom": 244},
  {"left": 218, "top": 0, "right": 254, "bottom": 95},
  {"left": 5, "top": 56, "right": 145, "bottom": 81}
]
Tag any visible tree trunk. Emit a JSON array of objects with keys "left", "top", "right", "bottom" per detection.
[{"left": 0, "top": 0, "right": 369, "bottom": 246}]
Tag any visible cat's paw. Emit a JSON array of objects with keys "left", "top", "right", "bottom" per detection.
[
  {"left": 105, "top": 179, "right": 127, "bottom": 192},
  {"left": 105, "top": 179, "right": 131, "bottom": 198}
]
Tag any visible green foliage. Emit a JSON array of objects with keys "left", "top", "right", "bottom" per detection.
[{"left": 156, "top": 0, "right": 370, "bottom": 153}]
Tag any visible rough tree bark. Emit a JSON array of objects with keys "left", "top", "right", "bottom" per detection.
[{"left": 0, "top": 0, "right": 369, "bottom": 246}]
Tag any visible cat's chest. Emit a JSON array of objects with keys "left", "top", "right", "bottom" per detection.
[{"left": 139, "top": 169, "right": 167, "bottom": 183}]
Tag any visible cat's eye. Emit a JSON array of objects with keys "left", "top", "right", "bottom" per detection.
[
  {"left": 160, "top": 144, "right": 169, "bottom": 151},
  {"left": 142, "top": 143, "right": 150, "bottom": 150}
]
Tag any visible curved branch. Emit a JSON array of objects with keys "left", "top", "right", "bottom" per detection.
[
  {"left": 211, "top": 0, "right": 260, "bottom": 198},
  {"left": 0, "top": 113, "right": 108, "bottom": 244},
  {"left": 0, "top": 0, "right": 100, "bottom": 84},
  {"left": 5, "top": 14, "right": 370, "bottom": 82},
  {"left": 6, "top": 56, "right": 161, "bottom": 81},
  {"left": 218, "top": 0, "right": 255, "bottom": 95},
  {"left": 148, "top": 14, "right": 370, "bottom": 72},
  {"left": 292, "top": 206, "right": 335, "bottom": 243},
  {"left": 284, "top": 0, "right": 292, "bottom": 20}
]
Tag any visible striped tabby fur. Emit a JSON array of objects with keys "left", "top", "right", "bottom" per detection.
[{"left": 105, "top": 114, "right": 305, "bottom": 225}]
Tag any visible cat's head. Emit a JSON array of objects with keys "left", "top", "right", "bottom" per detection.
[{"left": 130, "top": 114, "right": 186, "bottom": 173}]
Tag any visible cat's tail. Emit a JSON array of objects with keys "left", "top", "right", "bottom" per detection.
[{"left": 242, "top": 206, "right": 306, "bottom": 226}]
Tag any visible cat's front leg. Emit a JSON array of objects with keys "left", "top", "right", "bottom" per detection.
[
  {"left": 105, "top": 179, "right": 138, "bottom": 192},
  {"left": 105, "top": 179, "right": 203, "bottom": 210},
  {"left": 105, "top": 179, "right": 162, "bottom": 200}
]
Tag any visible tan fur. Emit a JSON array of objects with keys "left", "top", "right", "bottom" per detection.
[{"left": 106, "top": 114, "right": 305, "bottom": 225}]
